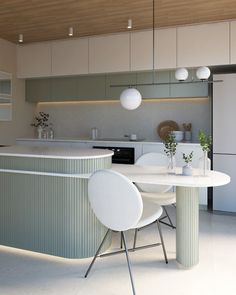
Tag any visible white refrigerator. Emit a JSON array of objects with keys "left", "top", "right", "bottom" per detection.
[{"left": 213, "top": 73, "right": 236, "bottom": 212}]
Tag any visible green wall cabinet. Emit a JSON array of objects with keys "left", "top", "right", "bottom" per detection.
[{"left": 25, "top": 70, "right": 208, "bottom": 102}]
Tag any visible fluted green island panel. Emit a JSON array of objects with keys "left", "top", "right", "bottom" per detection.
[{"left": 0, "top": 145, "right": 113, "bottom": 258}]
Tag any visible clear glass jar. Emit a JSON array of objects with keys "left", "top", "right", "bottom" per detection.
[
  {"left": 48, "top": 123, "right": 54, "bottom": 139},
  {"left": 199, "top": 150, "right": 211, "bottom": 176},
  {"left": 168, "top": 154, "right": 176, "bottom": 174}
]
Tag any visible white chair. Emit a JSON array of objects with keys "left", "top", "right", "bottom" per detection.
[
  {"left": 133, "top": 152, "right": 176, "bottom": 248},
  {"left": 84, "top": 169, "right": 168, "bottom": 295}
]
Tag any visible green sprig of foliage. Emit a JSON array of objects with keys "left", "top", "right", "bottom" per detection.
[
  {"left": 164, "top": 133, "right": 177, "bottom": 157},
  {"left": 182, "top": 151, "right": 193, "bottom": 164},
  {"left": 31, "top": 112, "right": 49, "bottom": 128},
  {"left": 198, "top": 129, "right": 212, "bottom": 152}
]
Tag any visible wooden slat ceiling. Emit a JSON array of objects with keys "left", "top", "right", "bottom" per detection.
[{"left": 0, "top": 0, "right": 236, "bottom": 44}]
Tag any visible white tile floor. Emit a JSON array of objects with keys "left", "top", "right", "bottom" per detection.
[{"left": 1, "top": 208, "right": 236, "bottom": 295}]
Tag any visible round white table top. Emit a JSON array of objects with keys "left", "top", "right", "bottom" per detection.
[
  {"left": 111, "top": 164, "right": 230, "bottom": 188},
  {"left": 0, "top": 145, "right": 114, "bottom": 159}
]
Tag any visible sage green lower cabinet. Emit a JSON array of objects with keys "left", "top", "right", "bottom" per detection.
[{"left": 0, "top": 155, "right": 112, "bottom": 258}]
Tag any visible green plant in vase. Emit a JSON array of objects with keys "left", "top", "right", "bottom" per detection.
[
  {"left": 182, "top": 151, "right": 193, "bottom": 176},
  {"left": 31, "top": 112, "right": 50, "bottom": 139},
  {"left": 198, "top": 129, "right": 212, "bottom": 176},
  {"left": 164, "top": 133, "right": 178, "bottom": 174}
]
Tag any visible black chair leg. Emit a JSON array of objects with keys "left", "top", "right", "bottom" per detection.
[
  {"left": 84, "top": 229, "right": 110, "bottom": 278},
  {"left": 163, "top": 206, "right": 176, "bottom": 229},
  {"left": 121, "top": 232, "right": 136, "bottom": 295},
  {"left": 132, "top": 228, "right": 138, "bottom": 250},
  {"left": 156, "top": 221, "right": 168, "bottom": 264}
]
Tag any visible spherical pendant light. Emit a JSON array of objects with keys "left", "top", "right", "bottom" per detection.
[
  {"left": 120, "top": 88, "right": 142, "bottom": 110},
  {"left": 196, "top": 66, "right": 211, "bottom": 80},
  {"left": 175, "top": 68, "right": 189, "bottom": 81}
]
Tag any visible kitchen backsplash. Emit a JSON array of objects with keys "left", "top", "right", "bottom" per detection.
[{"left": 36, "top": 97, "right": 210, "bottom": 142}]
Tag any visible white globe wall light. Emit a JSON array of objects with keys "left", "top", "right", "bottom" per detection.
[
  {"left": 196, "top": 66, "right": 211, "bottom": 80},
  {"left": 120, "top": 88, "right": 142, "bottom": 110},
  {"left": 175, "top": 68, "right": 189, "bottom": 81}
]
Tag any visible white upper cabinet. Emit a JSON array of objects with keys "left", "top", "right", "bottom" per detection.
[
  {"left": 17, "top": 42, "right": 51, "bottom": 78},
  {"left": 89, "top": 33, "right": 130, "bottom": 73},
  {"left": 51, "top": 38, "right": 89, "bottom": 76},
  {"left": 130, "top": 30, "right": 153, "bottom": 71},
  {"left": 177, "top": 22, "right": 230, "bottom": 67},
  {"left": 155, "top": 28, "right": 177, "bottom": 69},
  {"left": 230, "top": 21, "right": 236, "bottom": 64}
]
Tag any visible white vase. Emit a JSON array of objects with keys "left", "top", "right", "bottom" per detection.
[{"left": 182, "top": 164, "right": 193, "bottom": 176}]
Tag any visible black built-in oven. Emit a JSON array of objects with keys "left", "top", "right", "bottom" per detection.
[{"left": 93, "top": 146, "right": 135, "bottom": 164}]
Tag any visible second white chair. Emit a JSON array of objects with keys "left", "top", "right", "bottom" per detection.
[{"left": 133, "top": 152, "right": 176, "bottom": 248}]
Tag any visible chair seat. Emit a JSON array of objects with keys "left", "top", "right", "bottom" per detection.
[
  {"left": 140, "top": 191, "right": 176, "bottom": 206},
  {"left": 132, "top": 199, "right": 163, "bottom": 229}
]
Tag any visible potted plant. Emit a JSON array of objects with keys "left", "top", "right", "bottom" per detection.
[
  {"left": 31, "top": 112, "right": 49, "bottom": 139},
  {"left": 182, "top": 151, "right": 193, "bottom": 176},
  {"left": 164, "top": 133, "right": 178, "bottom": 174},
  {"left": 198, "top": 129, "right": 212, "bottom": 176}
]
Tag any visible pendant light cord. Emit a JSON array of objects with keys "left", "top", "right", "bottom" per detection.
[{"left": 152, "top": 0, "right": 155, "bottom": 84}]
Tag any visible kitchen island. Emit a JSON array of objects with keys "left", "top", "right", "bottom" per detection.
[{"left": 0, "top": 145, "right": 113, "bottom": 258}]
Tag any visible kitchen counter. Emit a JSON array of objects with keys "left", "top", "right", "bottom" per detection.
[
  {"left": 0, "top": 145, "right": 113, "bottom": 258},
  {"left": 0, "top": 144, "right": 113, "bottom": 159},
  {"left": 17, "top": 137, "right": 200, "bottom": 146}
]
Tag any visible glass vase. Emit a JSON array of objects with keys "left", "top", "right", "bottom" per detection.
[
  {"left": 199, "top": 150, "right": 210, "bottom": 176},
  {"left": 37, "top": 126, "right": 43, "bottom": 139},
  {"left": 168, "top": 154, "right": 176, "bottom": 175}
]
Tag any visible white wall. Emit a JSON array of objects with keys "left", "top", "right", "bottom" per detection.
[
  {"left": 36, "top": 98, "right": 210, "bottom": 142},
  {"left": 0, "top": 38, "right": 35, "bottom": 145}
]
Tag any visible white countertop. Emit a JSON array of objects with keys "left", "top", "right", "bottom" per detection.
[
  {"left": 0, "top": 145, "right": 113, "bottom": 159},
  {"left": 16, "top": 137, "right": 201, "bottom": 146},
  {"left": 111, "top": 164, "right": 230, "bottom": 188}
]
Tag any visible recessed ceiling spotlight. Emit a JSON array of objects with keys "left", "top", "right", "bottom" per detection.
[
  {"left": 127, "top": 19, "right": 132, "bottom": 29},
  {"left": 68, "top": 27, "right": 73, "bottom": 37},
  {"left": 18, "top": 33, "right": 23, "bottom": 43}
]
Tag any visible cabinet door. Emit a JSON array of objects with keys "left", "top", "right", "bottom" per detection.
[
  {"left": 51, "top": 77, "right": 78, "bottom": 101},
  {"left": 77, "top": 75, "right": 106, "bottom": 100},
  {"left": 213, "top": 154, "right": 236, "bottom": 212},
  {"left": 89, "top": 33, "right": 130, "bottom": 73},
  {"left": 136, "top": 71, "right": 170, "bottom": 98},
  {"left": 230, "top": 21, "right": 236, "bottom": 64},
  {"left": 170, "top": 70, "right": 208, "bottom": 97},
  {"left": 17, "top": 43, "right": 52, "bottom": 78},
  {"left": 106, "top": 73, "right": 136, "bottom": 99},
  {"left": 26, "top": 78, "right": 51, "bottom": 102},
  {"left": 130, "top": 30, "right": 153, "bottom": 71},
  {"left": 177, "top": 22, "right": 230, "bottom": 67},
  {"left": 155, "top": 28, "right": 177, "bottom": 70},
  {"left": 51, "top": 38, "right": 89, "bottom": 76}
]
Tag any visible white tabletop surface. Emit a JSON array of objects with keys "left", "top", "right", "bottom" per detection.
[
  {"left": 111, "top": 164, "right": 230, "bottom": 188},
  {"left": 0, "top": 145, "right": 113, "bottom": 159}
]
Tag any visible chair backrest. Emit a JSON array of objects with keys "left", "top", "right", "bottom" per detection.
[
  {"left": 135, "top": 152, "right": 172, "bottom": 193},
  {"left": 88, "top": 169, "right": 143, "bottom": 232}
]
